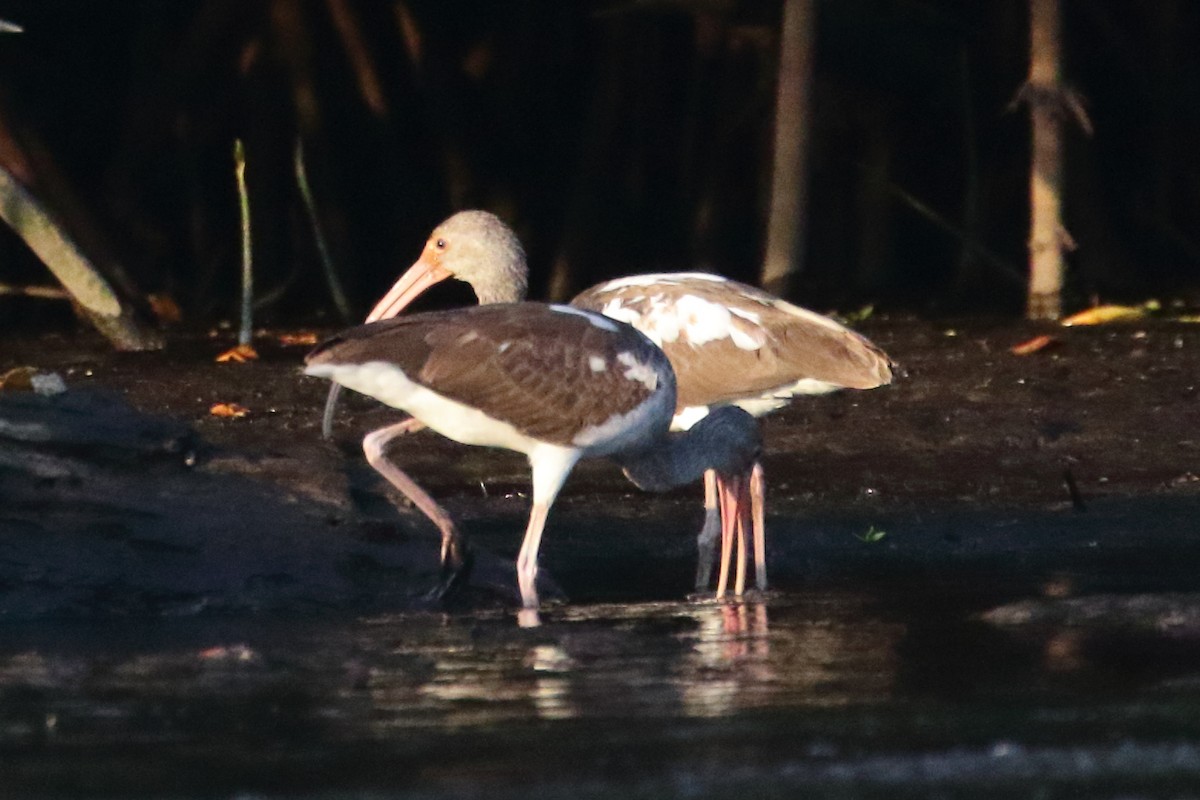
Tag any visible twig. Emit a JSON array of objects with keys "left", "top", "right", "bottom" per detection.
[
  {"left": 322, "top": 384, "right": 342, "bottom": 439},
  {"left": 1063, "top": 467, "right": 1086, "bottom": 513},
  {"left": 881, "top": 174, "right": 1027, "bottom": 287},
  {"left": 294, "top": 137, "right": 352, "bottom": 322},
  {"left": 0, "top": 283, "right": 69, "bottom": 299},
  {"left": 234, "top": 139, "right": 252, "bottom": 347}
]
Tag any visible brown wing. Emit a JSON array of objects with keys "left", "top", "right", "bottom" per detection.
[{"left": 308, "top": 304, "right": 674, "bottom": 446}]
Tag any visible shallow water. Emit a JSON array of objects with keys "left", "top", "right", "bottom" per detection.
[{"left": 6, "top": 579, "right": 1200, "bottom": 798}]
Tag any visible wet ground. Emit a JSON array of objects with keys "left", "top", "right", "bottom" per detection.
[{"left": 2, "top": 314, "right": 1200, "bottom": 797}]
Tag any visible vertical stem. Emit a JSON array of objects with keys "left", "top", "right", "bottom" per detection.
[
  {"left": 294, "top": 138, "right": 352, "bottom": 322},
  {"left": 760, "top": 0, "right": 816, "bottom": 296},
  {"left": 1026, "top": 0, "right": 1064, "bottom": 320},
  {"left": 234, "top": 139, "right": 253, "bottom": 345}
]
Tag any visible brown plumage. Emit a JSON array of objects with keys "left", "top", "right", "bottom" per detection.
[
  {"left": 571, "top": 274, "right": 893, "bottom": 418},
  {"left": 307, "top": 302, "right": 762, "bottom": 619},
  {"left": 322, "top": 210, "right": 895, "bottom": 601},
  {"left": 310, "top": 304, "right": 667, "bottom": 449}
]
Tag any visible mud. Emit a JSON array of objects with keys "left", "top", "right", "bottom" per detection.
[
  {"left": 2, "top": 314, "right": 1200, "bottom": 798},
  {"left": 2, "top": 315, "right": 1199, "bottom": 608}
]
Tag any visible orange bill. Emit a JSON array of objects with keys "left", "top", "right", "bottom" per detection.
[{"left": 365, "top": 246, "right": 453, "bottom": 322}]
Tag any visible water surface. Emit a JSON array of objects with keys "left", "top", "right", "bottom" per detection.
[{"left": 5, "top": 580, "right": 1200, "bottom": 798}]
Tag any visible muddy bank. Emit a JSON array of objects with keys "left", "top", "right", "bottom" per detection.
[{"left": 0, "top": 315, "right": 1197, "bottom": 616}]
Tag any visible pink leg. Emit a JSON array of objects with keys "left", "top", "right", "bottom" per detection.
[
  {"left": 734, "top": 476, "right": 751, "bottom": 596},
  {"left": 515, "top": 502, "right": 551, "bottom": 609},
  {"left": 714, "top": 474, "right": 741, "bottom": 599},
  {"left": 362, "top": 419, "right": 468, "bottom": 573},
  {"left": 694, "top": 469, "right": 720, "bottom": 591},
  {"left": 751, "top": 461, "right": 767, "bottom": 591}
]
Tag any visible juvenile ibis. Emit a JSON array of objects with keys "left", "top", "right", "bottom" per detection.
[{"left": 306, "top": 303, "right": 760, "bottom": 612}]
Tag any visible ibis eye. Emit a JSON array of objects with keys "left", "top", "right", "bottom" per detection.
[{"left": 434, "top": 238, "right": 447, "bottom": 250}]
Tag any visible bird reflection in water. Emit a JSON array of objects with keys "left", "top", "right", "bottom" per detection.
[
  {"left": 524, "top": 643, "right": 576, "bottom": 720},
  {"left": 680, "top": 599, "right": 773, "bottom": 718},
  {"left": 362, "top": 593, "right": 901, "bottom": 732}
]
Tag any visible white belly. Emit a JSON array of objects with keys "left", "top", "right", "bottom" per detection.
[{"left": 307, "top": 361, "right": 545, "bottom": 456}]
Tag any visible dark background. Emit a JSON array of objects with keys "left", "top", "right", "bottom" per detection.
[{"left": 0, "top": 0, "right": 1197, "bottom": 329}]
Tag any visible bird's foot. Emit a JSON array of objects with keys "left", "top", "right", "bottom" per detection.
[
  {"left": 441, "top": 531, "right": 470, "bottom": 573},
  {"left": 422, "top": 539, "right": 474, "bottom": 604},
  {"left": 686, "top": 587, "right": 773, "bottom": 603}
]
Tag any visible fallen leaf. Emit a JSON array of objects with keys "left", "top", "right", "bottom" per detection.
[
  {"left": 210, "top": 402, "right": 250, "bottom": 418},
  {"left": 1170, "top": 472, "right": 1200, "bottom": 487},
  {"left": 199, "top": 645, "right": 257, "bottom": 661},
  {"left": 0, "top": 366, "right": 67, "bottom": 394},
  {"left": 1061, "top": 304, "right": 1147, "bottom": 327},
  {"left": 147, "top": 293, "right": 182, "bottom": 324},
  {"left": 836, "top": 304, "right": 876, "bottom": 326},
  {"left": 0, "top": 366, "right": 36, "bottom": 391},
  {"left": 215, "top": 343, "right": 259, "bottom": 363},
  {"left": 1010, "top": 334, "right": 1058, "bottom": 355},
  {"left": 278, "top": 331, "right": 318, "bottom": 346}
]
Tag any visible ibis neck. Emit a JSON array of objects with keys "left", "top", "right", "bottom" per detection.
[
  {"left": 469, "top": 253, "right": 528, "bottom": 305},
  {"left": 614, "top": 406, "right": 761, "bottom": 493},
  {"left": 474, "top": 281, "right": 525, "bottom": 305}
]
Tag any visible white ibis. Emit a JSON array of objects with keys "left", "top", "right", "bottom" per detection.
[
  {"left": 572, "top": 272, "right": 893, "bottom": 593},
  {"left": 325, "top": 210, "right": 894, "bottom": 597},
  {"left": 305, "top": 302, "right": 761, "bottom": 613}
]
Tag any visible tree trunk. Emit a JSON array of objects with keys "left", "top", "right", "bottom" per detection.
[
  {"left": 1025, "top": 0, "right": 1065, "bottom": 320},
  {"left": 760, "top": 0, "right": 816, "bottom": 296}
]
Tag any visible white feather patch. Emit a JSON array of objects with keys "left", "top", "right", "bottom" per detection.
[
  {"left": 616, "top": 351, "right": 659, "bottom": 390},
  {"left": 594, "top": 272, "right": 726, "bottom": 291},
  {"left": 306, "top": 361, "right": 546, "bottom": 454},
  {"left": 671, "top": 405, "right": 710, "bottom": 431},
  {"left": 548, "top": 304, "right": 619, "bottom": 331},
  {"left": 611, "top": 294, "right": 765, "bottom": 352},
  {"left": 670, "top": 377, "right": 843, "bottom": 432},
  {"left": 598, "top": 298, "right": 644, "bottom": 332}
]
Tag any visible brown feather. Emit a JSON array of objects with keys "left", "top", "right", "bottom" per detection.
[
  {"left": 573, "top": 276, "right": 893, "bottom": 411},
  {"left": 307, "top": 304, "right": 674, "bottom": 446}
]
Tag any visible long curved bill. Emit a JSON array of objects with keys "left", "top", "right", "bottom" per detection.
[
  {"left": 323, "top": 247, "right": 454, "bottom": 438},
  {"left": 365, "top": 254, "right": 453, "bottom": 322}
]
